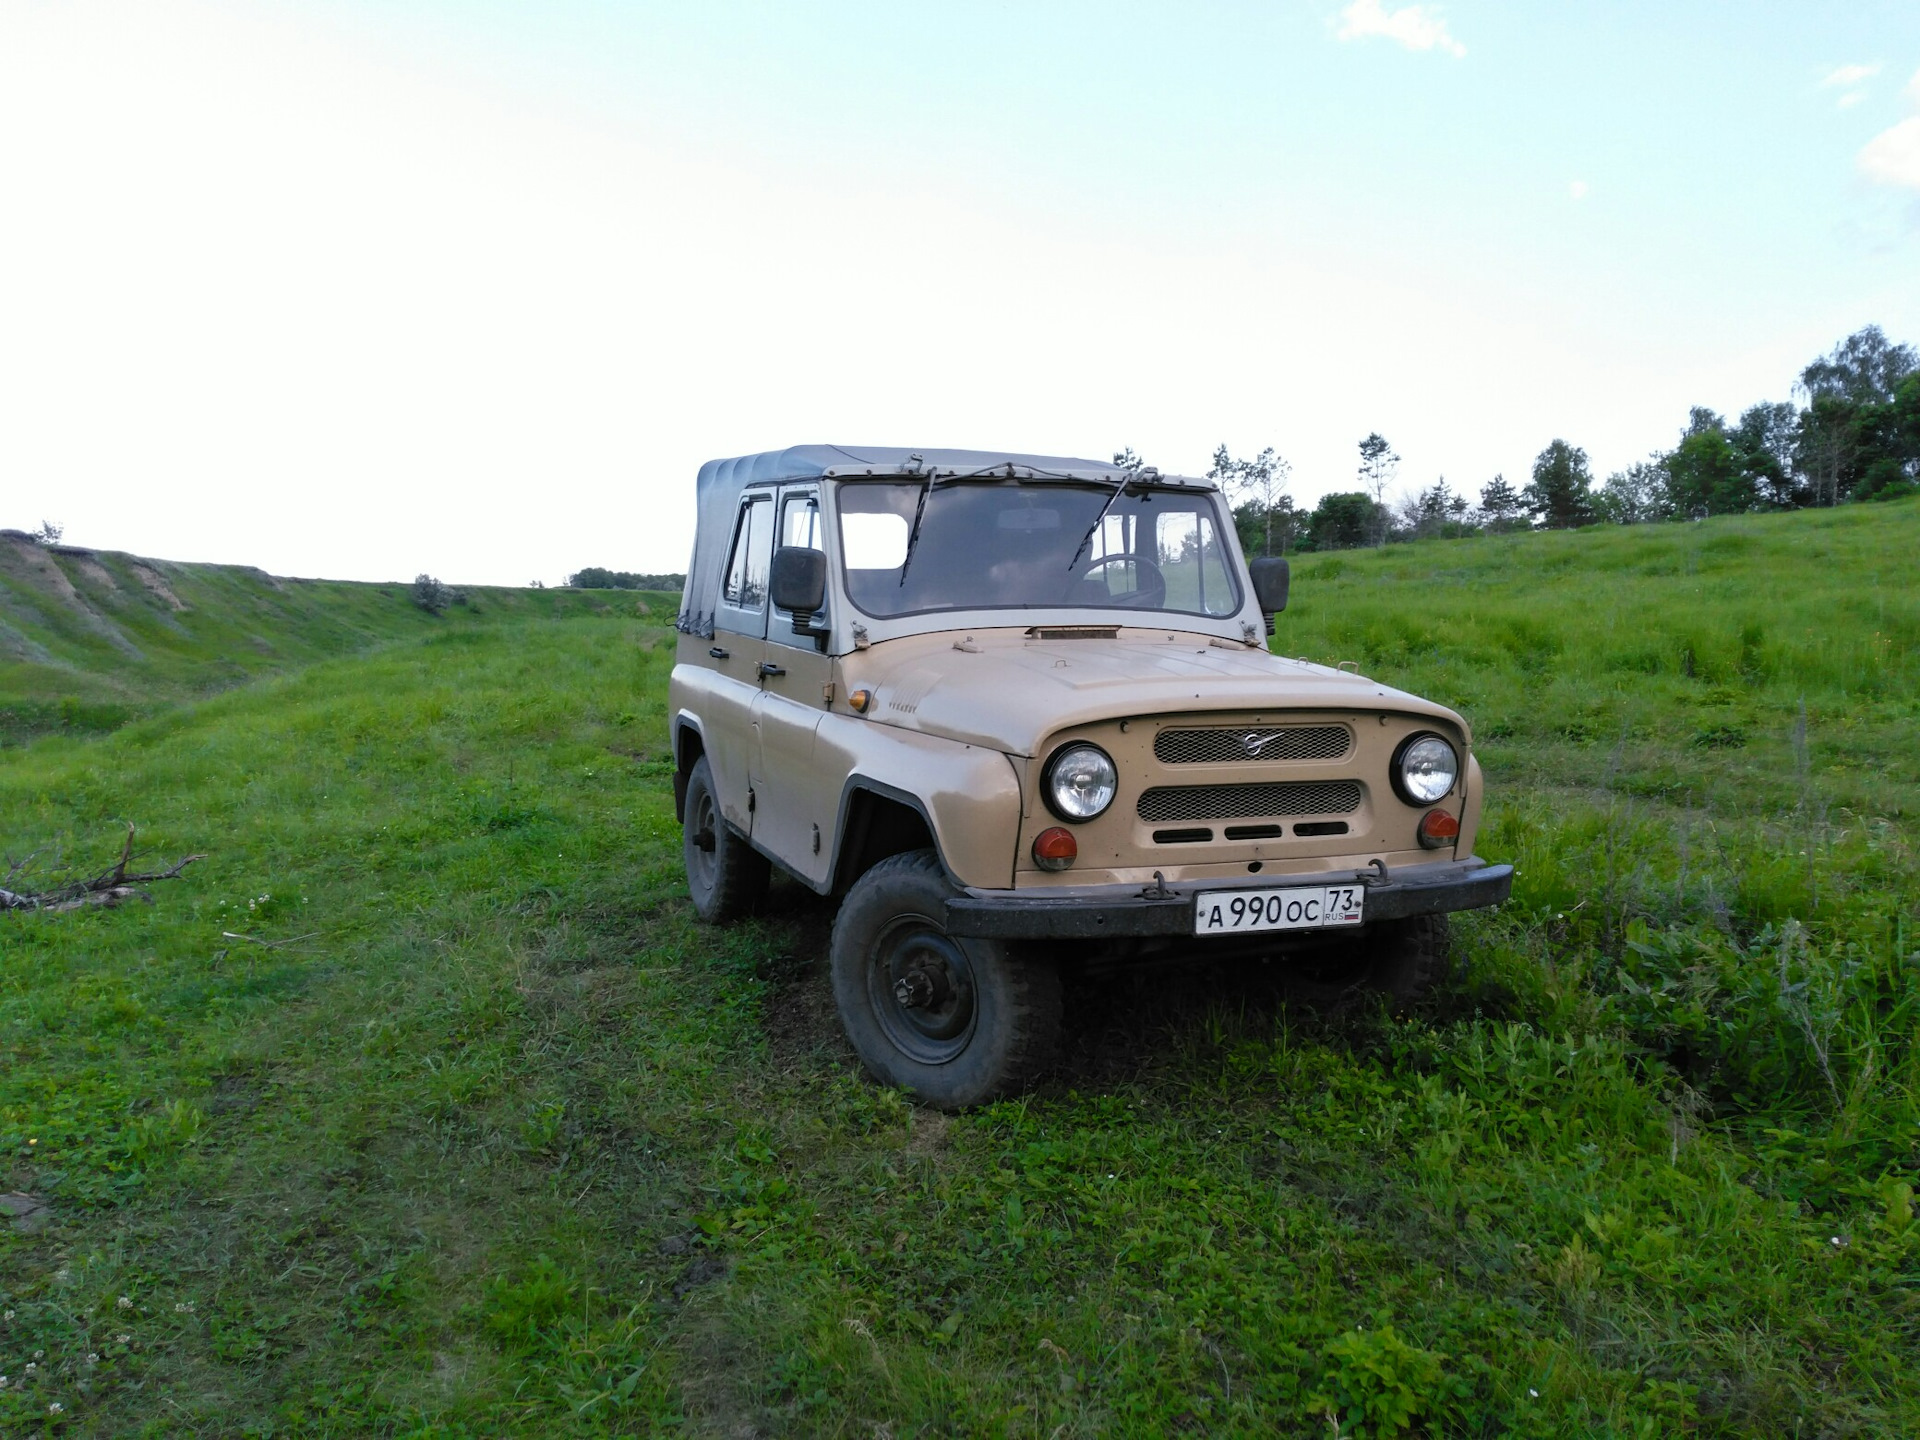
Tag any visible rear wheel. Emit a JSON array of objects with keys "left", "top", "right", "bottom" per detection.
[
  {"left": 830, "top": 850, "right": 1060, "bottom": 1109},
  {"left": 681, "top": 756, "right": 769, "bottom": 922},
  {"left": 1281, "top": 914, "right": 1451, "bottom": 1013}
]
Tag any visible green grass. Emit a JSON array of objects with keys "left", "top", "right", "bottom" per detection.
[
  {"left": 0, "top": 537, "right": 655, "bottom": 745},
  {"left": 2, "top": 503, "right": 1917, "bottom": 1436}
]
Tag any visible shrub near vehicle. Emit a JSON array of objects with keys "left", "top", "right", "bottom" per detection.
[{"left": 670, "top": 446, "right": 1512, "bottom": 1108}]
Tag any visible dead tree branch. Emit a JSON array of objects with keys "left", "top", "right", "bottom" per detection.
[
  {"left": 0, "top": 823, "right": 205, "bottom": 914},
  {"left": 220, "top": 931, "right": 318, "bottom": 948}
]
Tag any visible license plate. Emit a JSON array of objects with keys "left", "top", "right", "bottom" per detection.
[{"left": 1193, "top": 884, "right": 1365, "bottom": 936}]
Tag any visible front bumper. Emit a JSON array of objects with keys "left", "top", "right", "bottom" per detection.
[{"left": 945, "top": 857, "right": 1513, "bottom": 940}]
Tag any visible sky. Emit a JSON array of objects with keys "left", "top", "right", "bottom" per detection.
[{"left": 4, "top": 0, "right": 1919, "bottom": 584}]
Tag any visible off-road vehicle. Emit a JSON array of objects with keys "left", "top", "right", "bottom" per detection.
[{"left": 671, "top": 445, "right": 1511, "bottom": 1107}]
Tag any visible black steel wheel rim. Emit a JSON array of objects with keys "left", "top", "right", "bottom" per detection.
[{"left": 867, "top": 914, "right": 978, "bottom": 1066}]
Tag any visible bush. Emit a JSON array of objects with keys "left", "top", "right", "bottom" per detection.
[{"left": 411, "top": 574, "right": 465, "bottom": 614}]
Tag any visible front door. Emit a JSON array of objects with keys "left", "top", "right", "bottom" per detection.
[
  {"left": 703, "top": 489, "right": 773, "bottom": 832},
  {"left": 750, "top": 487, "right": 836, "bottom": 884}
]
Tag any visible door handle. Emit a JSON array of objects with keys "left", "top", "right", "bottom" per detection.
[
  {"left": 708, "top": 646, "right": 729, "bottom": 659},
  {"left": 757, "top": 661, "right": 787, "bottom": 679}
]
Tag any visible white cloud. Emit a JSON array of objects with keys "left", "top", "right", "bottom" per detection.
[
  {"left": 1858, "top": 68, "right": 1920, "bottom": 192},
  {"left": 1821, "top": 62, "right": 1880, "bottom": 110},
  {"left": 1860, "top": 117, "right": 1920, "bottom": 190},
  {"left": 1568, "top": 180, "right": 1589, "bottom": 201},
  {"left": 1333, "top": 0, "right": 1466, "bottom": 59},
  {"left": 1820, "top": 63, "right": 1880, "bottom": 90}
]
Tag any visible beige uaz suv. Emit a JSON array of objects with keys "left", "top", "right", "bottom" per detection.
[{"left": 671, "top": 445, "right": 1511, "bottom": 1107}]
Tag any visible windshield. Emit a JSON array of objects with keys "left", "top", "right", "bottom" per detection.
[{"left": 835, "top": 480, "right": 1242, "bottom": 620}]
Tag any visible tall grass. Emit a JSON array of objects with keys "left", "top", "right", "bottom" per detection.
[{"left": 1, "top": 502, "right": 1916, "bottom": 1435}]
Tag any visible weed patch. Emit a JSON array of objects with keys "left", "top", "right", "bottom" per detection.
[{"left": 3, "top": 506, "right": 1919, "bottom": 1433}]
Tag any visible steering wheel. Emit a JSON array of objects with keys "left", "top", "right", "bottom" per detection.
[{"left": 1077, "top": 554, "right": 1167, "bottom": 608}]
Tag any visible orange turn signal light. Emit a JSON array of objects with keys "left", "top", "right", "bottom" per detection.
[
  {"left": 849, "top": 688, "right": 873, "bottom": 713},
  {"left": 1418, "top": 808, "right": 1461, "bottom": 849},
  {"left": 1032, "top": 826, "right": 1078, "bottom": 872}
]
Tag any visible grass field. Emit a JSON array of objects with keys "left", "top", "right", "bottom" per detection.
[
  {"left": 0, "top": 535, "right": 639, "bottom": 747},
  {"left": 1, "top": 502, "right": 1917, "bottom": 1436}
]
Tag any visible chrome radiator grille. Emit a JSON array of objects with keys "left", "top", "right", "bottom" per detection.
[
  {"left": 1153, "top": 724, "right": 1350, "bottom": 765},
  {"left": 1136, "top": 779, "right": 1364, "bottom": 824}
]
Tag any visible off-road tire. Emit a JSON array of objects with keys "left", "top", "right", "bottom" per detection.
[
  {"left": 1281, "top": 914, "right": 1451, "bottom": 1014},
  {"left": 830, "top": 849, "right": 1061, "bottom": 1110},
  {"left": 681, "top": 756, "right": 769, "bottom": 923}
]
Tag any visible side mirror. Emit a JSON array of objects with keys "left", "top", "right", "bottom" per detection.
[
  {"left": 1249, "top": 556, "right": 1289, "bottom": 630},
  {"left": 771, "top": 546, "right": 827, "bottom": 614},
  {"left": 770, "top": 546, "right": 829, "bottom": 639}
]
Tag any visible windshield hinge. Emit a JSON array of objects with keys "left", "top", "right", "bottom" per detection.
[{"left": 851, "top": 624, "right": 870, "bottom": 649}]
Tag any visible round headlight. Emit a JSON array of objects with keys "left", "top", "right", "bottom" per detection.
[
  {"left": 1044, "top": 742, "right": 1117, "bottom": 822},
  {"left": 1392, "top": 733, "right": 1459, "bottom": 806}
]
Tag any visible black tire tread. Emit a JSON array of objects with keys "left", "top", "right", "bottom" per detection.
[
  {"left": 830, "top": 849, "right": 1060, "bottom": 1108},
  {"left": 682, "top": 757, "right": 770, "bottom": 923}
]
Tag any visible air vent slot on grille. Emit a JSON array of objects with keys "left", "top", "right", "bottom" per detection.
[
  {"left": 1136, "top": 779, "right": 1363, "bottom": 825},
  {"left": 1154, "top": 724, "right": 1350, "bottom": 765},
  {"left": 1152, "top": 827, "right": 1214, "bottom": 844}
]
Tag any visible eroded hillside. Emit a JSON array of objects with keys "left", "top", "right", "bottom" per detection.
[{"left": 0, "top": 531, "right": 660, "bottom": 743}]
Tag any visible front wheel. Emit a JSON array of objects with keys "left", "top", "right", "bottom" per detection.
[{"left": 830, "top": 850, "right": 1060, "bottom": 1109}]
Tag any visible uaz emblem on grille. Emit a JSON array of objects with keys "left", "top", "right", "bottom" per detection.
[{"left": 1239, "top": 731, "right": 1285, "bottom": 756}]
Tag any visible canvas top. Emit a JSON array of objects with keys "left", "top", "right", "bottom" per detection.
[{"left": 678, "top": 445, "right": 1212, "bottom": 634}]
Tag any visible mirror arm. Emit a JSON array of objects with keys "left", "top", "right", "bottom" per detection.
[{"left": 790, "top": 609, "right": 831, "bottom": 652}]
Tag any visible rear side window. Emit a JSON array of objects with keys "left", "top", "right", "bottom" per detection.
[{"left": 722, "top": 494, "right": 774, "bottom": 609}]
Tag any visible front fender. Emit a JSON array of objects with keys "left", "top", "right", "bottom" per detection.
[
  {"left": 1457, "top": 753, "right": 1485, "bottom": 858},
  {"left": 819, "top": 712, "right": 1023, "bottom": 889}
]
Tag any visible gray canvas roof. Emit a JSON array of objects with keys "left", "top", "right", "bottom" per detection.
[
  {"left": 679, "top": 444, "right": 1211, "bottom": 634},
  {"left": 696, "top": 444, "right": 1190, "bottom": 488}
]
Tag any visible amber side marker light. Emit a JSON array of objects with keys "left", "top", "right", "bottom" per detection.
[
  {"left": 1032, "top": 826, "right": 1078, "bottom": 872},
  {"left": 1418, "top": 809, "right": 1461, "bottom": 849},
  {"left": 849, "top": 688, "right": 873, "bottom": 713}
]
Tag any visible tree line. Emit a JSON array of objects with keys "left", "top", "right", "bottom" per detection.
[
  {"left": 1174, "top": 325, "right": 1920, "bottom": 555},
  {"left": 565, "top": 567, "right": 687, "bottom": 591}
]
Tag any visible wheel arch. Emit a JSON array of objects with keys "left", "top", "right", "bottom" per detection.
[
  {"left": 830, "top": 780, "right": 951, "bottom": 896},
  {"left": 672, "top": 714, "right": 707, "bottom": 823}
]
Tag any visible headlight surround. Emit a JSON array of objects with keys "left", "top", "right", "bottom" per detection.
[
  {"left": 1391, "top": 733, "right": 1460, "bottom": 806},
  {"left": 1043, "top": 742, "right": 1118, "bottom": 822}
]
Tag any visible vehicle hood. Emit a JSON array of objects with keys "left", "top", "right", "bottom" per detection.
[{"left": 841, "top": 629, "right": 1464, "bottom": 755}]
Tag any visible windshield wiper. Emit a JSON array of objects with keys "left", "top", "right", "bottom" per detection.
[
  {"left": 900, "top": 465, "right": 1165, "bottom": 587},
  {"left": 897, "top": 477, "right": 934, "bottom": 587},
  {"left": 1069, "top": 476, "right": 1132, "bottom": 572}
]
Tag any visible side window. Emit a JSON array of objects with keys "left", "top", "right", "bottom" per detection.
[
  {"left": 779, "top": 491, "right": 820, "bottom": 551},
  {"left": 720, "top": 493, "right": 774, "bottom": 620},
  {"left": 769, "top": 490, "right": 824, "bottom": 642}
]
